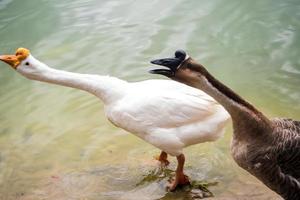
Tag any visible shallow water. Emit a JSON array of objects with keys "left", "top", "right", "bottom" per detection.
[{"left": 0, "top": 0, "right": 299, "bottom": 199}]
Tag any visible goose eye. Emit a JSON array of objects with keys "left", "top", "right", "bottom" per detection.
[{"left": 25, "top": 62, "right": 29, "bottom": 66}]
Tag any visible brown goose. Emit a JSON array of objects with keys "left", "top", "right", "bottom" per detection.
[{"left": 150, "top": 50, "right": 300, "bottom": 199}]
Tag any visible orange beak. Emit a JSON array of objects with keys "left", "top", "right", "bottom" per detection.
[{"left": 0, "top": 54, "right": 20, "bottom": 69}]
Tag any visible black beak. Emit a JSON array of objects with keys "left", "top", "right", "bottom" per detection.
[
  {"left": 149, "top": 58, "right": 182, "bottom": 76},
  {"left": 149, "top": 50, "right": 186, "bottom": 77},
  {"left": 148, "top": 68, "right": 174, "bottom": 77}
]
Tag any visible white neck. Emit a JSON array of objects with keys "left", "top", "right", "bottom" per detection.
[{"left": 17, "top": 55, "right": 128, "bottom": 104}]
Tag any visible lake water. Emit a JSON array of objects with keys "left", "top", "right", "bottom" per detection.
[{"left": 0, "top": 0, "right": 299, "bottom": 199}]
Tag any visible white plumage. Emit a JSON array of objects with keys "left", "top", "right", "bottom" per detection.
[
  {"left": 105, "top": 79, "right": 230, "bottom": 156},
  {"left": 0, "top": 48, "right": 230, "bottom": 190}
]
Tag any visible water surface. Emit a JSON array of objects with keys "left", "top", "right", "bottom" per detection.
[{"left": 0, "top": 0, "right": 299, "bottom": 199}]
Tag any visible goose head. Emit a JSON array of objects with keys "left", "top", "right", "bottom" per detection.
[
  {"left": 150, "top": 50, "right": 209, "bottom": 87},
  {"left": 0, "top": 48, "right": 45, "bottom": 78}
]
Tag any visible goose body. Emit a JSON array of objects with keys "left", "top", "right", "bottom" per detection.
[
  {"left": 105, "top": 79, "right": 229, "bottom": 156},
  {"left": 150, "top": 50, "right": 300, "bottom": 199},
  {"left": 231, "top": 117, "right": 300, "bottom": 199},
  {"left": 0, "top": 48, "right": 230, "bottom": 190}
]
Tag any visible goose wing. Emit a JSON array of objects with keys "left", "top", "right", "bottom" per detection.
[
  {"left": 273, "top": 118, "right": 300, "bottom": 180},
  {"left": 272, "top": 118, "right": 300, "bottom": 134},
  {"left": 112, "top": 80, "right": 229, "bottom": 129},
  {"left": 252, "top": 118, "right": 300, "bottom": 199},
  {"left": 262, "top": 118, "right": 300, "bottom": 199},
  {"left": 125, "top": 90, "right": 220, "bottom": 128}
]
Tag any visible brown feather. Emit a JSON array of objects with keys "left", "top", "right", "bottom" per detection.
[{"left": 172, "top": 56, "right": 300, "bottom": 199}]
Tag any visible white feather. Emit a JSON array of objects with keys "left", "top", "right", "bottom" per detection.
[{"left": 105, "top": 79, "right": 230, "bottom": 156}]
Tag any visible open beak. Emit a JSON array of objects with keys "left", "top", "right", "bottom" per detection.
[
  {"left": 149, "top": 57, "right": 182, "bottom": 77},
  {"left": 0, "top": 55, "right": 20, "bottom": 69}
]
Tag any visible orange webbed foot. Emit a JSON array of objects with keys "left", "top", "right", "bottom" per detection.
[{"left": 167, "top": 173, "right": 190, "bottom": 191}]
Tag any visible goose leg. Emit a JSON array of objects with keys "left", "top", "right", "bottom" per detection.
[
  {"left": 156, "top": 151, "right": 170, "bottom": 167},
  {"left": 168, "top": 154, "right": 190, "bottom": 191}
]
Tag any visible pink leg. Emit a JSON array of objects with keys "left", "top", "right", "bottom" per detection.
[{"left": 167, "top": 154, "right": 190, "bottom": 191}]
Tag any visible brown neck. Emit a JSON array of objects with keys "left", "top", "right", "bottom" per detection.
[
  {"left": 199, "top": 63, "right": 261, "bottom": 114},
  {"left": 175, "top": 59, "right": 273, "bottom": 137}
]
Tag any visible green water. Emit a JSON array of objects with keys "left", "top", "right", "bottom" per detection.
[{"left": 0, "top": 0, "right": 299, "bottom": 199}]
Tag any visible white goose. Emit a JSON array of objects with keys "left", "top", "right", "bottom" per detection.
[{"left": 0, "top": 48, "right": 230, "bottom": 190}]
